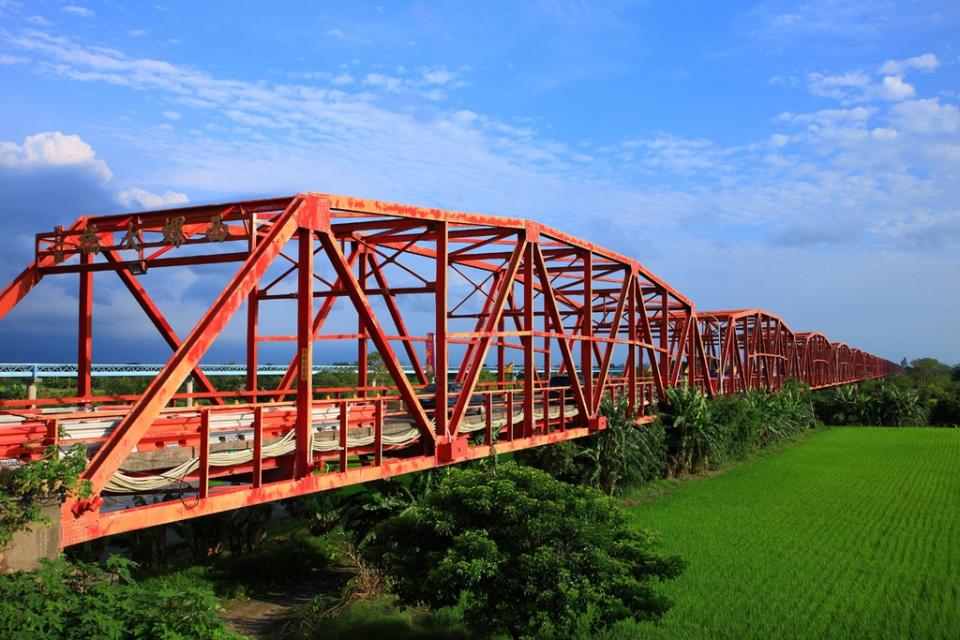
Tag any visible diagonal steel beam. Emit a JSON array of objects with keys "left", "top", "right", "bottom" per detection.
[
  {"left": 449, "top": 237, "right": 527, "bottom": 437},
  {"left": 80, "top": 194, "right": 319, "bottom": 497},
  {"left": 103, "top": 250, "right": 225, "bottom": 405},
  {"left": 318, "top": 230, "right": 436, "bottom": 444},
  {"left": 366, "top": 251, "right": 428, "bottom": 385},
  {"left": 591, "top": 271, "right": 631, "bottom": 414},
  {"left": 276, "top": 244, "right": 361, "bottom": 392},
  {"left": 534, "top": 244, "right": 590, "bottom": 422}
]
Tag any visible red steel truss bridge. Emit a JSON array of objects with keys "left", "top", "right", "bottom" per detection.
[{"left": 0, "top": 193, "right": 899, "bottom": 548}]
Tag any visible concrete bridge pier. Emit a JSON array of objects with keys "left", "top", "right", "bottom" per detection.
[{"left": 0, "top": 498, "right": 62, "bottom": 573}]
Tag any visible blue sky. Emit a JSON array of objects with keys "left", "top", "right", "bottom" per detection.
[{"left": 0, "top": 0, "right": 958, "bottom": 365}]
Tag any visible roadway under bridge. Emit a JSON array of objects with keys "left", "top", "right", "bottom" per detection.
[{"left": 0, "top": 193, "right": 899, "bottom": 560}]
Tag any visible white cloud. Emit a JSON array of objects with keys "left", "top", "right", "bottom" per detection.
[
  {"left": 889, "top": 99, "right": 960, "bottom": 134},
  {"left": 807, "top": 72, "right": 914, "bottom": 103},
  {"left": 422, "top": 68, "right": 457, "bottom": 85},
  {"left": 63, "top": 5, "right": 93, "bottom": 17},
  {"left": 0, "top": 54, "right": 28, "bottom": 65},
  {"left": 879, "top": 53, "right": 939, "bottom": 76},
  {"left": 128, "top": 29, "right": 148, "bottom": 38},
  {"left": 0, "top": 131, "right": 112, "bottom": 182},
  {"left": 25, "top": 16, "right": 51, "bottom": 26},
  {"left": 806, "top": 71, "right": 871, "bottom": 100},
  {"left": 7, "top": 32, "right": 960, "bottom": 269},
  {"left": 778, "top": 107, "right": 874, "bottom": 127},
  {"left": 116, "top": 187, "right": 189, "bottom": 209},
  {"left": 879, "top": 75, "right": 915, "bottom": 101},
  {"left": 162, "top": 110, "right": 181, "bottom": 120},
  {"left": 362, "top": 72, "right": 402, "bottom": 92}
]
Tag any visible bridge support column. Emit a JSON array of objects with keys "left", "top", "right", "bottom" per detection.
[
  {"left": 0, "top": 498, "right": 62, "bottom": 573},
  {"left": 27, "top": 377, "right": 39, "bottom": 401},
  {"left": 185, "top": 377, "right": 194, "bottom": 407}
]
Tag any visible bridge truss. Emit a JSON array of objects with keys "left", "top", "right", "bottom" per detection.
[{"left": 0, "top": 193, "right": 899, "bottom": 547}]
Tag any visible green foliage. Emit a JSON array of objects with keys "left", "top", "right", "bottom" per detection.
[
  {"left": 592, "top": 397, "right": 668, "bottom": 492},
  {"left": 929, "top": 396, "right": 960, "bottom": 427},
  {"left": 0, "top": 444, "right": 91, "bottom": 548},
  {"left": 208, "top": 532, "right": 335, "bottom": 594},
  {"left": 367, "top": 462, "right": 684, "bottom": 639},
  {"left": 656, "top": 384, "right": 721, "bottom": 476},
  {"left": 0, "top": 379, "right": 27, "bottom": 400},
  {"left": 623, "top": 427, "right": 960, "bottom": 639},
  {"left": 0, "top": 556, "right": 240, "bottom": 640},
  {"left": 906, "top": 358, "right": 953, "bottom": 385},
  {"left": 814, "top": 382, "right": 928, "bottom": 426},
  {"left": 289, "top": 595, "right": 471, "bottom": 640},
  {"left": 710, "top": 393, "right": 762, "bottom": 460},
  {"left": 743, "top": 380, "right": 815, "bottom": 447},
  {"left": 517, "top": 398, "right": 667, "bottom": 495},
  {"left": 287, "top": 473, "right": 441, "bottom": 548}
]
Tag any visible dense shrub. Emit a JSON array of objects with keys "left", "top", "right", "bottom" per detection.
[
  {"left": 813, "top": 382, "right": 927, "bottom": 426},
  {"left": 367, "top": 462, "right": 684, "bottom": 639},
  {"left": 656, "top": 384, "right": 721, "bottom": 475},
  {"left": 658, "top": 381, "right": 813, "bottom": 474},
  {"left": 0, "top": 557, "right": 239, "bottom": 640},
  {"left": 929, "top": 397, "right": 960, "bottom": 427},
  {"left": 711, "top": 393, "right": 763, "bottom": 460},
  {"left": 518, "top": 397, "right": 666, "bottom": 495},
  {"left": 288, "top": 595, "right": 470, "bottom": 640},
  {"left": 746, "top": 380, "right": 815, "bottom": 446},
  {"left": 0, "top": 444, "right": 91, "bottom": 548}
]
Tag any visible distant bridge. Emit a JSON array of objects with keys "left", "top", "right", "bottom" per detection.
[{"left": 0, "top": 193, "right": 898, "bottom": 555}]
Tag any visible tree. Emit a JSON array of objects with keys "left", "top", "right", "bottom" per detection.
[
  {"left": 906, "top": 358, "right": 952, "bottom": 385},
  {"left": 952, "top": 363, "right": 960, "bottom": 383},
  {"left": 367, "top": 462, "right": 684, "bottom": 639},
  {"left": 517, "top": 397, "right": 667, "bottom": 495}
]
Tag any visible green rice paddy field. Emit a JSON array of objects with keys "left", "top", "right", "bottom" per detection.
[{"left": 625, "top": 427, "right": 960, "bottom": 640}]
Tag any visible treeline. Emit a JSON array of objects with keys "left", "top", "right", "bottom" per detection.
[{"left": 814, "top": 358, "right": 960, "bottom": 427}]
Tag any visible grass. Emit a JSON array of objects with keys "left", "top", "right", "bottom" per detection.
[{"left": 619, "top": 427, "right": 960, "bottom": 640}]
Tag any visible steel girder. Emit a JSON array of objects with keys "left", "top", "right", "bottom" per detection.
[{"left": 0, "top": 192, "right": 900, "bottom": 546}]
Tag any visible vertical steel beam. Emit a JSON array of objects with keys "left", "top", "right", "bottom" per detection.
[
  {"left": 659, "top": 292, "right": 668, "bottom": 392},
  {"left": 434, "top": 221, "right": 449, "bottom": 438},
  {"left": 276, "top": 246, "right": 361, "bottom": 393},
  {"left": 592, "top": 272, "right": 630, "bottom": 414},
  {"left": 79, "top": 194, "right": 317, "bottom": 496},
  {"left": 366, "top": 252, "right": 428, "bottom": 385},
  {"left": 198, "top": 410, "right": 210, "bottom": 498},
  {"left": 246, "top": 211, "right": 259, "bottom": 399},
  {"left": 319, "top": 231, "right": 436, "bottom": 444},
  {"left": 449, "top": 238, "right": 527, "bottom": 436},
  {"left": 252, "top": 406, "right": 263, "bottom": 488},
  {"left": 104, "top": 251, "right": 224, "bottom": 405},
  {"left": 581, "top": 250, "right": 593, "bottom": 412},
  {"left": 78, "top": 253, "right": 93, "bottom": 399},
  {"left": 523, "top": 242, "right": 535, "bottom": 437},
  {"left": 627, "top": 277, "right": 637, "bottom": 414},
  {"left": 533, "top": 245, "right": 589, "bottom": 422},
  {"left": 295, "top": 228, "right": 315, "bottom": 478},
  {"left": 357, "top": 245, "right": 368, "bottom": 398}
]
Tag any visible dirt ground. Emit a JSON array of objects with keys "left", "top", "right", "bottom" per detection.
[{"left": 221, "top": 568, "right": 353, "bottom": 639}]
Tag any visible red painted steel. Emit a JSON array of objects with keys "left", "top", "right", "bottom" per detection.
[{"left": 0, "top": 192, "right": 900, "bottom": 547}]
